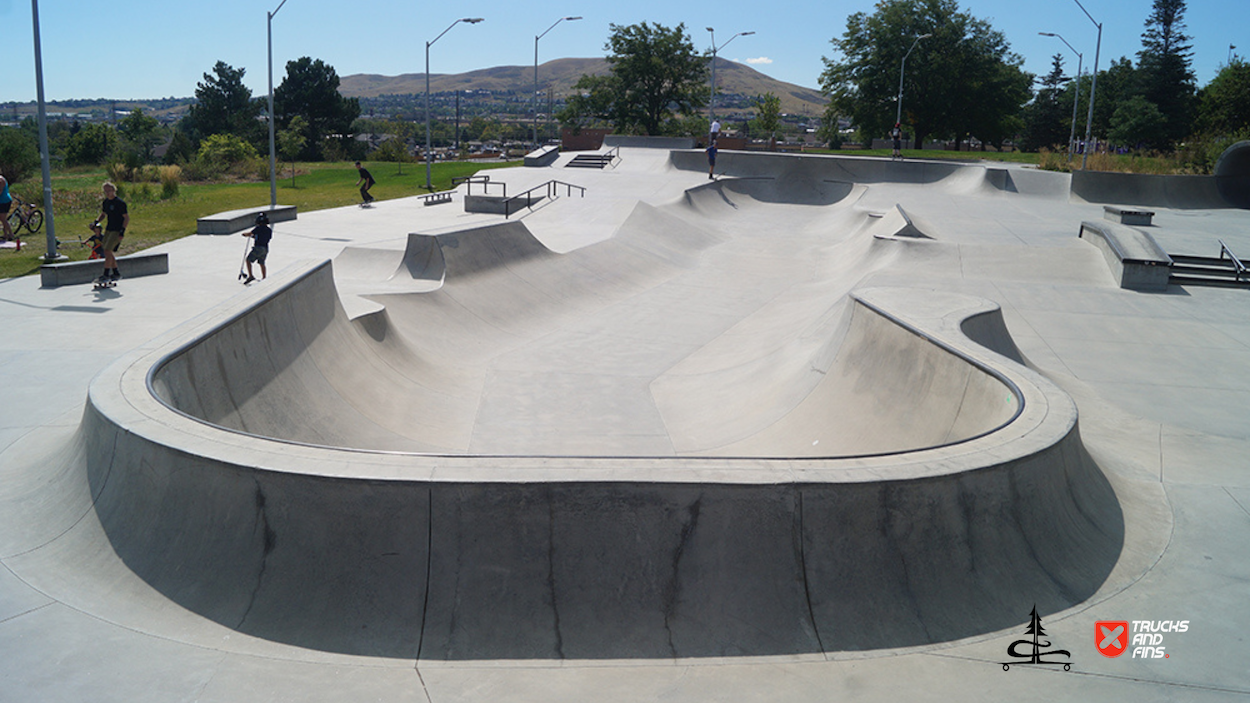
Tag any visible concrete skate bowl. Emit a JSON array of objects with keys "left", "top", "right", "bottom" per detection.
[
  {"left": 1072, "top": 141, "right": 1250, "bottom": 209},
  {"left": 74, "top": 184, "right": 1123, "bottom": 661}
]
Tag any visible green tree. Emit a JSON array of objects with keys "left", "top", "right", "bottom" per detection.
[
  {"left": 0, "top": 127, "right": 40, "bottom": 184},
  {"left": 1109, "top": 95, "right": 1168, "bottom": 149},
  {"left": 184, "top": 61, "right": 264, "bottom": 146},
  {"left": 559, "top": 23, "right": 707, "bottom": 136},
  {"left": 820, "top": 0, "right": 1032, "bottom": 149},
  {"left": 752, "top": 92, "right": 782, "bottom": 147},
  {"left": 1194, "top": 58, "right": 1250, "bottom": 136},
  {"left": 64, "top": 122, "right": 117, "bottom": 166},
  {"left": 1021, "top": 55, "right": 1073, "bottom": 152},
  {"left": 118, "top": 108, "right": 163, "bottom": 163},
  {"left": 274, "top": 57, "right": 361, "bottom": 160},
  {"left": 278, "top": 116, "right": 308, "bottom": 186},
  {"left": 1136, "top": 0, "right": 1195, "bottom": 145}
]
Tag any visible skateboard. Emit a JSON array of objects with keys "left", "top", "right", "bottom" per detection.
[
  {"left": 359, "top": 201, "right": 374, "bottom": 209},
  {"left": 93, "top": 277, "right": 117, "bottom": 290}
]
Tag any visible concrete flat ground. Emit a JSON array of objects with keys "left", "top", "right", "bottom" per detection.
[{"left": 1, "top": 147, "right": 1248, "bottom": 701}]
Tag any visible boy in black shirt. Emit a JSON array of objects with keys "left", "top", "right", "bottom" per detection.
[
  {"left": 355, "top": 161, "right": 375, "bottom": 204},
  {"left": 242, "top": 212, "right": 272, "bottom": 283},
  {"left": 92, "top": 182, "right": 128, "bottom": 283}
]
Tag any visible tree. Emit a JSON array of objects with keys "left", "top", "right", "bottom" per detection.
[
  {"left": 1137, "top": 0, "right": 1195, "bottom": 145},
  {"left": 820, "top": 0, "right": 1032, "bottom": 149},
  {"left": 1194, "top": 58, "right": 1250, "bottom": 136},
  {"left": 118, "top": 108, "right": 163, "bottom": 163},
  {"left": 0, "top": 127, "right": 40, "bottom": 184},
  {"left": 278, "top": 116, "right": 308, "bottom": 186},
  {"left": 1020, "top": 55, "right": 1073, "bottom": 152},
  {"left": 184, "top": 61, "right": 263, "bottom": 146},
  {"left": 1109, "top": 95, "right": 1169, "bottom": 149},
  {"left": 752, "top": 93, "right": 782, "bottom": 148},
  {"left": 558, "top": 23, "right": 707, "bottom": 136},
  {"left": 274, "top": 57, "right": 361, "bottom": 160},
  {"left": 64, "top": 122, "right": 117, "bottom": 166}
]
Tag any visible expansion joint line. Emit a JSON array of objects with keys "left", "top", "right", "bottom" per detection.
[{"left": 415, "top": 488, "right": 434, "bottom": 664}]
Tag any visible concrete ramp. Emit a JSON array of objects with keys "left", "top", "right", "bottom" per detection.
[
  {"left": 863, "top": 204, "right": 931, "bottom": 239},
  {"left": 72, "top": 259, "right": 1123, "bottom": 659}
]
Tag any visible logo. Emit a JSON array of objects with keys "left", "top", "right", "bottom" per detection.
[
  {"left": 1002, "top": 605, "right": 1071, "bottom": 672},
  {"left": 1096, "top": 621, "right": 1129, "bottom": 658}
]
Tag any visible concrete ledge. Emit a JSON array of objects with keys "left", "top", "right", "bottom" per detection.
[
  {"left": 1104, "top": 205, "right": 1154, "bottom": 226},
  {"left": 464, "top": 193, "right": 544, "bottom": 215},
  {"left": 40, "top": 252, "right": 169, "bottom": 288},
  {"left": 196, "top": 205, "right": 297, "bottom": 235},
  {"left": 604, "top": 135, "right": 694, "bottom": 150},
  {"left": 1071, "top": 170, "right": 1228, "bottom": 209},
  {"left": 1079, "top": 220, "right": 1173, "bottom": 291},
  {"left": 524, "top": 145, "right": 560, "bottom": 167}
]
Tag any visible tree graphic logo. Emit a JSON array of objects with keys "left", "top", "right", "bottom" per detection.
[{"left": 1002, "top": 605, "right": 1072, "bottom": 671}]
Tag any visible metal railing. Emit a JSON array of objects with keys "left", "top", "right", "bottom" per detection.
[
  {"left": 1219, "top": 239, "right": 1247, "bottom": 281},
  {"left": 504, "top": 180, "right": 586, "bottom": 219},
  {"left": 452, "top": 175, "right": 507, "bottom": 196}
]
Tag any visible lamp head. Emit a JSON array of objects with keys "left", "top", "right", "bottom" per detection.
[
  {"left": 707, "top": 27, "right": 715, "bottom": 33},
  {"left": 565, "top": 16, "right": 582, "bottom": 21},
  {"left": 1039, "top": 32, "right": 1056, "bottom": 37},
  {"left": 741, "top": 31, "right": 756, "bottom": 36},
  {"left": 463, "top": 17, "right": 484, "bottom": 24},
  {"left": 918, "top": 33, "right": 933, "bottom": 39}
]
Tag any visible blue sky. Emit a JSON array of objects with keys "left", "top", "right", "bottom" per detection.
[{"left": 0, "top": 0, "right": 1243, "bottom": 104}]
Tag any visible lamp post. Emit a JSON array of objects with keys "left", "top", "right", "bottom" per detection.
[
  {"left": 1039, "top": 32, "right": 1083, "bottom": 162},
  {"left": 706, "top": 28, "right": 754, "bottom": 125},
  {"left": 895, "top": 33, "right": 932, "bottom": 133},
  {"left": 1072, "top": 0, "right": 1101, "bottom": 170},
  {"left": 267, "top": 0, "right": 289, "bottom": 211},
  {"left": 29, "top": 0, "right": 59, "bottom": 261},
  {"left": 427, "top": 18, "right": 483, "bottom": 189},
  {"left": 534, "top": 16, "right": 581, "bottom": 150}
]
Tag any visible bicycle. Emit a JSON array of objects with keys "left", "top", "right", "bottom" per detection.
[{"left": 6, "top": 196, "right": 44, "bottom": 236}]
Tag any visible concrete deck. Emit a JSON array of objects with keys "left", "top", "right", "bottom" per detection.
[{"left": 2, "top": 148, "right": 1248, "bottom": 701}]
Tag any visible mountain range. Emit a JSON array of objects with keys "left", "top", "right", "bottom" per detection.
[{"left": 339, "top": 57, "right": 827, "bottom": 117}]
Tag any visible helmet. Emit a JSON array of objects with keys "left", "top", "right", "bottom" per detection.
[{"left": 255, "top": 212, "right": 270, "bottom": 225}]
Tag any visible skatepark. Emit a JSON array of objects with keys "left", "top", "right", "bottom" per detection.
[{"left": 1, "top": 144, "right": 1248, "bottom": 700}]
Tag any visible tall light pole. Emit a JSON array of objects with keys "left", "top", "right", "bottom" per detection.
[
  {"left": 534, "top": 16, "right": 581, "bottom": 150},
  {"left": 895, "top": 33, "right": 932, "bottom": 131},
  {"left": 29, "top": 0, "right": 59, "bottom": 261},
  {"left": 427, "top": 18, "right": 483, "bottom": 190},
  {"left": 706, "top": 28, "right": 754, "bottom": 126},
  {"left": 1072, "top": 0, "right": 1101, "bottom": 170},
  {"left": 1039, "top": 32, "right": 1083, "bottom": 162},
  {"left": 267, "top": 0, "right": 289, "bottom": 210}
]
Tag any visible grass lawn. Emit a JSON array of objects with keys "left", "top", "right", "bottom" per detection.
[{"left": 1, "top": 159, "right": 516, "bottom": 280}]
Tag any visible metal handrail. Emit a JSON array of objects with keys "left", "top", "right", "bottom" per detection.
[
  {"left": 503, "top": 180, "right": 586, "bottom": 219},
  {"left": 452, "top": 175, "right": 507, "bottom": 196},
  {"left": 1219, "top": 239, "right": 1247, "bottom": 281},
  {"left": 604, "top": 145, "right": 621, "bottom": 166}
]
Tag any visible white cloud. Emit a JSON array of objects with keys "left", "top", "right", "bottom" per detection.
[{"left": 745, "top": 57, "right": 774, "bottom": 65}]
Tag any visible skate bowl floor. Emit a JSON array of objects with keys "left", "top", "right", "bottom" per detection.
[{"left": 62, "top": 156, "right": 1127, "bottom": 661}]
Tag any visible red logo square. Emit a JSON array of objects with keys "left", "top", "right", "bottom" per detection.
[{"left": 1096, "top": 621, "right": 1129, "bottom": 658}]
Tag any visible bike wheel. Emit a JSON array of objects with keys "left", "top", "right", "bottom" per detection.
[
  {"left": 5, "top": 211, "right": 19, "bottom": 235},
  {"left": 27, "top": 210, "right": 43, "bottom": 234}
]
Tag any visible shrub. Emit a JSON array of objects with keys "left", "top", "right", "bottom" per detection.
[{"left": 0, "top": 127, "right": 40, "bottom": 183}]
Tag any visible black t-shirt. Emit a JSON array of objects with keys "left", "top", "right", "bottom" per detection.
[
  {"left": 102, "top": 196, "right": 128, "bottom": 230},
  {"left": 252, "top": 224, "right": 273, "bottom": 248},
  {"left": 358, "top": 167, "right": 374, "bottom": 185}
]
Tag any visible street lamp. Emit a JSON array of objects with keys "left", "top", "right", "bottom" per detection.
[
  {"left": 426, "top": 18, "right": 483, "bottom": 189},
  {"left": 1039, "top": 32, "right": 1083, "bottom": 162},
  {"left": 895, "top": 33, "right": 932, "bottom": 132},
  {"left": 706, "top": 28, "right": 754, "bottom": 125},
  {"left": 1072, "top": 0, "right": 1101, "bottom": 170},
  {"left": 30, "top": 0, "right": 59, "bottom": 261},
  {"left": 534, "top": 16, "right": 581, "bottom": 150},
  {"left": 267, "top": 0, "right": 289, "bottom": 211}
]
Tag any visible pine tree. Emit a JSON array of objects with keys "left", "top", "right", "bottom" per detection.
[
  {"left": 1021, "top": 54, "right": 1072, "bottom": 152},
  {"left": 1137, "top": 0, "right": 1196, "bottom": 145}
]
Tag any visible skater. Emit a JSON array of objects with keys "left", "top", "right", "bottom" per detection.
[
  {"left": 92, "top": 182, "right": 128, "bottom": 285},
  {"left": 355, "top": 161, "right": 375, "bottom": 204},
  {"left": 709, "top": 118, "right": 721, "bottom": 143},
  {"left": 706, "top": 138, "right": 718, "bottom": 179},
  {"left": 242, "top": 212, "right": 272, "bottom": 283},
  {"left": 891, "top": 123, "right": 903, "bottom": 160}
]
